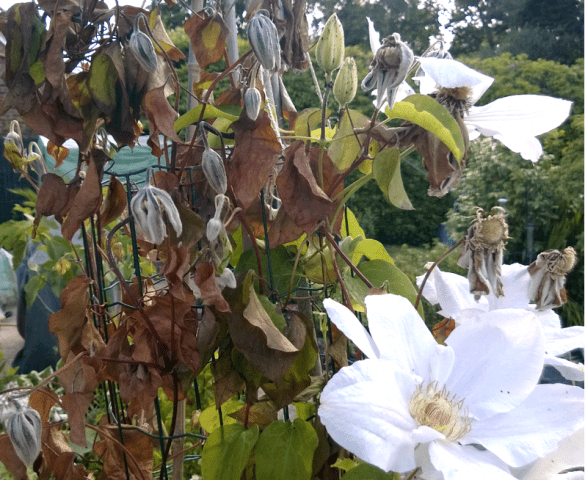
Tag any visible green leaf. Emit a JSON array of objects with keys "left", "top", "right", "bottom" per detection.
[
  {"left": 24, "top": 273, "right": 47, "bottom": 308},
  {"left": 343, "top": 259, "right": 424, "bottom": 318},
  {"left": 201, "top": 424, "right": 259, "bottom": 480},
  {"left": 293, "top": 108, "right": 331, "bottom": 138},
  {"left": 331, "top": 458, "right": 359, "bottom": 473},
  {"left": 293, "top": 401, "right": 316, "bottom": 421},
  {"left": 258, "top": 294, "right": 286, "bottom": 332},
  {"left": 373, "top": 148, "right": 413, "bottom": 210},
  {"left": 340, "top": 463, "right": 399, "bottom": 480},
  {"left": 175, "top": 104, "right": 241, "bottom": 132},
  {"left": 329, "top": 109, "right": 371, "bottom": 171},
  {"left": 233, "top": 246, "right": 301, "bottom": 296},
  {"left": 386, "top": 94, "right": 465, "bottom": 163},
  {"left": 199, "top": 400, "right": 245, "bottom": 433},
  {"left": 89, "top": 52, "right": 118, "bottom": 116},
  {"left": 255, "top": 419, "right": 318, "bottom": 480}
]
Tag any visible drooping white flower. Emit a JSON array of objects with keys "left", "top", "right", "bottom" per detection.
[
  {"left": 319, "top": 294, "right": 583, "bottom": 478},
  {"left": 414, "top": 56, "right": 572, "bottom": 162},
  {"left": 417, "top": 264, "right": 584, "bottom": 381}
]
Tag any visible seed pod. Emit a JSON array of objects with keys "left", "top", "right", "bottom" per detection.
[
  {"left": 315, "top": 14, "right": 344, "bottom": 73},
  {"left": 333, "top": 57, "right": 357, "bottom": 107},
  {"left": 6, "top": 405, "right": 42, "bottom": 465},
  {"left": 129, "top": 15, "right": 158, "bottom": 73},
  {"left": 202, "top": 147, "right": 228, "bottom": 194},
  {"left": 244, "top": 87, "right": 262, "bottom": 121},
  {"left": 248, "top": 11, "right": 281, "bottom": 72}
]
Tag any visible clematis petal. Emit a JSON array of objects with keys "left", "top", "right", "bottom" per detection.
[
  {"left": 544, "top": 355, "right": 584, "bottom": 382},
  {"left": 318, "top": 359, "right": 421, "bottom": 473},
  {"left": 510, "top": 428, "right": 584, "bottom": 480},
  {"left": 536, "top": 309, "right": 562, "bottom": 329},
  {"left": 419, "top": 440, "right": 516, "bottom": 480},
  {"left": 323, "top": 298, "right": 380, "bottom": 359},
  {"left": 487, "top": 263, "right": 532, "bottom": 310},
  {"left": 445, "top": 309, "right": 545, "bottom": 420},
  {"left": 365, "top": 294, "right": 454, "bottom": 383},
  {"left": 417, "top": 57, "right": 494, "bottom": 102},
  {"left": 367, "top": 17, "right": 381, "bottom": 54},
  {"left": 464, "top": 384, "right": 584, "bottom": 468},
  {"left": 544, "top": 326, "right": 585, "bottom": 356},
  {"left": 464, "top": 95, "right": 572, "bottom": 161},
  {"left": 431, "top": 267, "right": 489, "bottom": 317}
]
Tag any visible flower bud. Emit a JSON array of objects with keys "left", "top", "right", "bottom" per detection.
[
  {"left": 333, "top": 57, "right": 357, "bottom": 107},
  {"left": 206, "top": 218, "right": 223, "bottom": 243},
  {"left": 315, "top": 13, "right": 344, "bottom": 73},
  {"left": 244, "top": 87, "right": 262, "bottom": 121},
  {"left": 6, "top": 404, "right": 42, "bottom": 465},
  {"left": 202, "top": 146, "right": 228, "bottom": 194},
  {"left": 248, "top": 11, "right": 281, "bottom": 72},
  {"left": 129, "top": 14, "right": 158, "bottom": 73}
]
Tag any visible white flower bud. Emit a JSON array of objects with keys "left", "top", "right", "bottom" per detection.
[
  {"left": 202, "top": 147, "right": 228, "bottom": 194},
  {"left": 206, "top": 218, "right": 223, "bottom": 243},
  {"left": 244, "top": 87, "right": 262, "bottom": 121},
  {"left": 248, "top": 11, "right": 281, "bottom": 72},
  {"left": 129, "top": 14, "right": 158, "bottom": 73}
]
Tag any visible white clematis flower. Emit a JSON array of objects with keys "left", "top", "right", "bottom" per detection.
[
  {"left": 319, "top": 294, "right": 584, "bottom": 479},
  {"left": 511, "top": 427, "right": 584, "bottom": 480},
  {"left": 414, "top": 56, "right": 573, "bottom": 162},
  {"left": 417, "top": 264, "right": 584, "bottom": 381}
]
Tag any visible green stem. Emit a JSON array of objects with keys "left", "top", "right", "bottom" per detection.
[{"left": 332, "top": 172, "right": 373, "bottom": 203}]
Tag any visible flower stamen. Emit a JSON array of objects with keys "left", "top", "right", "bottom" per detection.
[{"left": 409, "top": 381, "right": 471, "bottom": 441}]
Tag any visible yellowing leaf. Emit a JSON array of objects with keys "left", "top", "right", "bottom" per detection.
[
  {"left": 175, "top": 104, "right": 240, "bottom": 132},
  {"left": 329, "top": 109, "right": 371, "bottom": 171},
  {"left": 386, "top": 94, "right": 465, "bottom": 163},
  {"left": 89, "top": 52, "right": 118, "bottom": 116}
]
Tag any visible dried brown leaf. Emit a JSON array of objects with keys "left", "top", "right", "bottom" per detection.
[
  {"left": 99, "top": 175, "right": 127, "bottom": 226},
  {"left": 193, "top": 262, "right": 231, "bottom": 312},
  {"left": 61, "top": 153, "right": 104, "bottom": 240},
  {"left": 226, "top": 112, "right": 281, "bottom": 211},
  {"left": 184, "top": 10, "right": 229, "bottom": 69},
  {"left": 144, "top": 85, "right": 182, "bottom": 146},
  {"left": 30, "top": 388, "right": 60, "bottom": 424},
  {"left": 94, "top": 425, "right": 153, "bottom": 480},
  {"left": 275, "top": 140, "right": 343, "bottom": 235},
  {"left": 0, "top": 434, "right": 27, "bottom": 480}
]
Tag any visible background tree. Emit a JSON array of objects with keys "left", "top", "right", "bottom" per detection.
[
  {"left": 449, "top": 0, "right": 584, "bottom": 64},
  {"left": 309, "top": 0, "right": 442, "bottom": 53}
]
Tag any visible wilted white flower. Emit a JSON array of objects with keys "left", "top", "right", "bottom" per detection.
[
  {"left": 362, "top": 20, "right": 413, "bottom": 110},
  {"left": 417, "top": 264, "right": 584, "bottom": 382},
  {"left": 319, "top": 294, "right": 584, "bottom": 479},
  {"left": 457, "top": 207, "right": 509, "bottom": 298},
  {"left": 528, "top": 247, "right": 577, "bottom": 311},
  {"left": 130, "top": 178, "right": 182, "bottom": 245}
]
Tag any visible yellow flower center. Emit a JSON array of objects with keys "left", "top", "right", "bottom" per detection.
[{"left": 409, "top": 382, "right": 471, "bottom": 441}]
